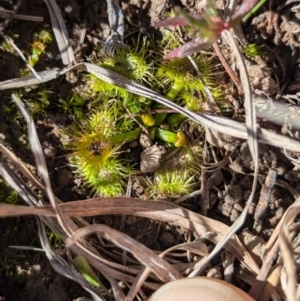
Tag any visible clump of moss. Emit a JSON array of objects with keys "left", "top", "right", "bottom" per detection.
[
  {"left": 0, "top": 179, "right": 19, "bottom": 205},
  {"left": 243, "top": 43, "right": 264, "bottom": 58}
]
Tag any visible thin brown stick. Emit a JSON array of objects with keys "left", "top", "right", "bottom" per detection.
[
  {"left": 0, "top": 0, "right": 22, "bottom": 33},
  {"left": 213, "top": 42, "right": 243, "bottom": 95}
]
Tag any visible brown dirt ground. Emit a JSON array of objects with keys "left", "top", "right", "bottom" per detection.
[{"left": 1, "top": 0, "right": 300, "bottom": 300}]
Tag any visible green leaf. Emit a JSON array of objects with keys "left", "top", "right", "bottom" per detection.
[{"left": 73, "top": 256, "right": 101, "bottom": 288}]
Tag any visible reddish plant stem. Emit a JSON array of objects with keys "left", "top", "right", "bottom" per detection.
[{"left": 213, "top": 42, "right": 243, "bottom": 95}]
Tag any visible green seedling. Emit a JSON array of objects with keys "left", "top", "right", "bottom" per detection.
[
  {"left": 24, "top": 90, "right": 50, "bottom": 118},
  {"left": 46, "top": 228, "right": 63, "bottom": 248},
  {"left": 73, "top": 256, "right": 101, "bottom": 288},
  {"left": 154, "top": 0, "right": 260, "bottom": 59},
  {"left": 28, "top": 29, "right": 52, "bottom": 66},
  {"left": 242, "top": 43, "right": 264, "bottom": 58},
  {"left": 59, "top": 94, "right": 86, "bottom": 120},
  {"left": 0, "top": 180, "right": 19, "bottom": 205}
]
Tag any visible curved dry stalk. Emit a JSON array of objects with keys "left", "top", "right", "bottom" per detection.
[
  {"left": 125, "top": 241, "right": 209, "bottom": 301},
  {"left": 1, "top": 34, "right": 41, "bottom": 79},
  {"left": 65, "top": 224, "right": 182, "bottom": 282},
  {"left": 12, "top": 94, "right": 75, "bottom": 236},
  {"left": 0, "top": 158, "right": 105, "bottom": 301},
  {"left": 0, "top": 191, "right": 262, "bottom": 300},
  {"left": 0, "top": 197, "right": 260, "bottom": 275},
  {"left": 188, "top": 27, "right": 259, "bottom": 277},
  {"left": 0, "top": 143, "right": 45, "bottom": 194},
  {"left": 279, "top": 226, "right": 296, "bottom": 301},
  {"left": 1, "top": 64, "right": 300, "bottom": 152},
  {"left": 10, "top": 94, "right": 130, "bottom": 300},
  {"left": 0, "top": 7, "right": 44, "bottom": 22},
  {"left": 262, "top": 197, "right": 300, "bottom": 301},
  {"left": 37, "top": 218, "right": 104, "bottom": 301},
  {"left": 43, "top": 0, "right": 75, "bottom": 65}
]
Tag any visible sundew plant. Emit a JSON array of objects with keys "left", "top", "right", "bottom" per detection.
[{"left": 65, "top": 30, "right": 223, "bottom": 197}]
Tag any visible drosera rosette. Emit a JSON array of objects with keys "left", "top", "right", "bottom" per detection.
[
  {"left": 155, "top": 22, "right": 224, "bottom": 121},
  {"left": 65, "top": 107, "right": 141, "bottom": 197},
  {"left": 85, "top": 37, "right": 155, "bottom": 100},
  {"left": 18, "top": 29, "right": 52, "bottom": 78},
  {"left": 29, "top": 29, "right": 53, "bottom": 66},
  {"left": 80, "top": 155, "right": 130, "bottom": 198},
  {"left": 18, "top": 28, "right": 53, "bottom": 77},
  {"left": 157, "top": 55, "right": 211, "bottom": 112},
  {"left": 86, "top": 69, "right": 130, "bottom": 100},
  {"left": 148, "top": 145, "right": 200, "bottom": 198},
  {"left": 155, "top": 30, "right": 217, "bottom": 102},
  {"left": 155, "top": 56, "right": 209, "bottom": 101},
  {"left": 112, "top": 39, "right": 155, "bottom": 84},
  {"left": 155, "top": 54, "right": 219, "bottom": 126},
  {"left": 149, "top": 169, "right": 195, "bottom": 198},
  {"left": 83, "top": 37, "right": 158, "bottom": 130}
]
